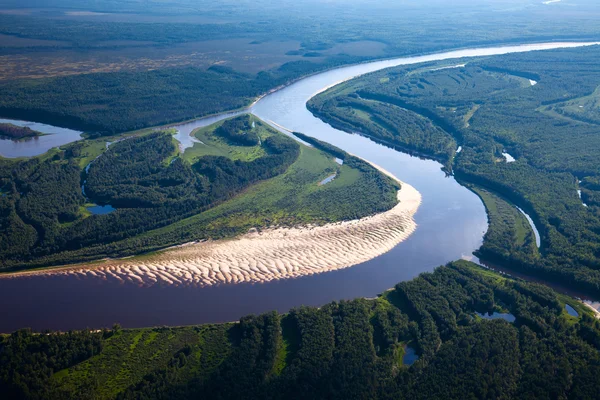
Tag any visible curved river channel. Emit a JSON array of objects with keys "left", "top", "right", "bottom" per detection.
[{"left": 0, "top": 42, "right": 598, "bottom": 332}]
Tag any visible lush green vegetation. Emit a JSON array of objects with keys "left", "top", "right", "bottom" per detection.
[
  {"left": 215, "top": 115, "right": 260, "bottom": 146},
  {"left": 0, "top": 123, "right": 41, "bottom": 140},
  {"left": 0, "top": 115, "right": 399, "bottom": 271},
  {"left": 2, "top": 262, "right": 599, "bottom": 399},
  {"left": 471, "top": 186, "right": 539, "bottom": 264},
  {"left": 310, "top": 45, "right": 600, "bottom": 296},
  {"left": 0, "top": 67, "right": 277, "bottom": 135},
  {"left": 182, "top": 117, "right": 271, "bottom": 163}
]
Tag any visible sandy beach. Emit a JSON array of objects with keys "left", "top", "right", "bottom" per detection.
[
  {"left": 584, "top": 300, "right": 600, "bottom": 319},
  {"left": 1, "top": 163, "right": 421, "bottom": 287}
]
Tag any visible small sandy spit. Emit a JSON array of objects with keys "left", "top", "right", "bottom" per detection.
[
  {"left": 3, "top": 163, "right": 421, "bottom": 287},
  {"left": 583, "top": 300, "right": 600, "bottom": 319}
]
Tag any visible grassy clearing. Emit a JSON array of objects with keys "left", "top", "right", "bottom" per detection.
[
  {"left": 155, "top": 144, "right": 344, "bottom": 231},
  {"left": 463, "top": 104, "right": 480, "bottom": 128},
  {"left": 542, "top": 85, "right": 600, "bottom": 126},
  {"left": 182, "top": 115, "right": 273, "bottom": 163},
  {"left": 76, "top": 140, "right": 108, "bottom": 169}
]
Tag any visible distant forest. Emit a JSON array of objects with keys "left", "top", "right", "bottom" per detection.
[
  {"left": 1, "top": 0, "right": 600, "bottom": 134},
  {"left": 1, "top": 262, "right": 599, "bottom": 399}
]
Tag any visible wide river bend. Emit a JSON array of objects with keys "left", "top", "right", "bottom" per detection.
[{"left": 0, "top": 42, "right": 598, "bottom": 332}]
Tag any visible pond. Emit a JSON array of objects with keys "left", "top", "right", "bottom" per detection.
[
  {"left": 86, "top": 205, "right": 116, "bottom": 215},
  {"left": 476, "top": 312, "right": 516, "bottom": 323},
  {"left": 319, "top": 174, "right": 337, "bottom": 185},
  {"left": 502, "top": 152, "right": 516, "bottom": 163},
  {"left": 403, "top": 345, "right": 419, "bottom": 366},
  {"left": 565, "top": 304, "right": 579, "bottom": 317},
  {"left": 516, "top": 207, "right": 541, "bottom": 248}
]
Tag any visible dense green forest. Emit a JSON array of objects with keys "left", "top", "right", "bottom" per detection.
[
  {"left": 0, "top": 67, "right": 281, "bottom": 135},
  {"left": 215, "top": 116, "right": 260, "bottom": 146},
  {"left": 309, "top": 45, "right": 600, "bottom": 296},
  {"left": 0, "top": 115, "right": 399, "bottom": 270},
  {"left": 2, "top": 262, "right": 599, "bottom": 399},
  {"left": 0, "top": 123, "right": 41, "bottom": 140}
]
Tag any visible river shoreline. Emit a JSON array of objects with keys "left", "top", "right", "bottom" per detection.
[
  {"left": 0, "top": 161, "right": 421, "bottom": 286},
  {"left": 0, "top": 41, "right": 597, "bottom": 331}
]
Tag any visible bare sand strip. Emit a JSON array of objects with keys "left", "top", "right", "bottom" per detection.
[
  {"left": 583, "top": 300, "right": 600, "bottom": 319},
  {"left": 2, "top": 164, "right": 421, "bottom": 287}
]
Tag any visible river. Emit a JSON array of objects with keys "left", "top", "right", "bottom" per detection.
[
  {"left": 0, "top": 42, "right": 598, "bottom": 332},
  {"left": 0, "top": 118, "right": 82, "bottom": 158}
]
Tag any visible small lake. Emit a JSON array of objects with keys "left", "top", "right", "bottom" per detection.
[
  {"left": 502, "top": 152, "right": 516, "bottom": 163},
  {"left": 403, "top": 345, "right": 419, "bottom": 366},
  {"left": 319, "top": 174, "right": 336, "bottom": 185},
  {"left": 577, "top": 189, "right": 588, "bottom": 207},
  {"left": 0, "top": 118, "right": 82, "bottom": 158},
  {"left": 86, "top": 205, "right": 116, "bottom": 215},
  {"left": 476, "top": 312, "right": 516, "bottom": 322},
  {"left": 565, "top": 304, "right": 579, "bottom": 317}
]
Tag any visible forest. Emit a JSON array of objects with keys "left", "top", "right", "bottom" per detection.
[
  {"left": 0, "top": 115, "right": 399, "bottom": 270},
  {"left": 309, "top": 45, "right": 600, "bottom": 297},
  {"left": 1, "top": 261, "right": 599, "bottom": 399},
  {"left": 0, "top": 123, "right": 41, "bottom": 140}
]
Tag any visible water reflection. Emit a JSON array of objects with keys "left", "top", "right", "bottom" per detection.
[
  {"left": 476, "top": 312, "right": 516, "bottom": 323},
  {"left": 403, "top": 345, "right": 419, "bottom": 366},
  {"left": 0, "top": 118, "right": 82, "bottom": 158},
  {"left": 86, "top": 205, "right": 116, "bottom": 215},
  {"left": 565, "top": 304, "right": 579, "bottom": 317}
]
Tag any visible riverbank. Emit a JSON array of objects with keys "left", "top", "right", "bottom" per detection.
[
  {"left": 3, "top": 42, "right": 594, "bottom": 331},
  {"left": 0, "top": 175, "right": 420, "bottom": 287}
]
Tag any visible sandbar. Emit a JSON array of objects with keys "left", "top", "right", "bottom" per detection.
[{"left": 1, "top": 162, "right": 421, "bottom": 287}]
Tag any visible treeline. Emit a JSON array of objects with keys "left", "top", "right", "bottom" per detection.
[
  {"left": 0, "top": 123, "right": 40, "bottom": 140},
  {"left": 0, "top": 56, "right": 372, "bottom": 136},
  {"left": 3, "top": 262, "right": 600, "bottom": 399},
  {"left": 0, "top": 67, "right": 271, "bottom": 135},
  {"left": 309, "top": 45, "right": 600, "bottom": 297},
  {"left": 292, "top": 131, "right": 347, "bottom": 160}
]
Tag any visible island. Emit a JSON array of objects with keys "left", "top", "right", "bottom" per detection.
[{"left": 0, "top": 123, "right": 43, "bottom": 140}]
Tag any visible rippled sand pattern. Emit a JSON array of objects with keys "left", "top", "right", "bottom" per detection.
[{"left": 3, "top": 163, "right": 421, "bottom": 287}]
